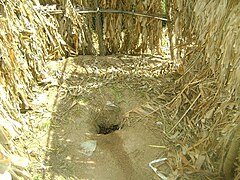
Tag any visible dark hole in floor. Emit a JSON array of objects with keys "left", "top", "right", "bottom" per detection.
[{"left": 97, "top": 124, "right": 120, "bottom": 134}]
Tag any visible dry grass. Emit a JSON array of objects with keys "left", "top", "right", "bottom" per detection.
[
  {"left": 39, "top": 0, "right": 166, "bottom": 55},
  {"left": 166, "top": 0, "right": 240, "bottom": 179},
  {"left": 0, "top": 0, "right": 69, "bottom": 178}
]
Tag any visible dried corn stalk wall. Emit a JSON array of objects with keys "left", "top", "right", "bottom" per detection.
[
  {"left": 100, "top": 0, "right": 164, "bottom": 54},
  {"left": 39, "top": 0, "right": 166, "bottom": 55},
  {"left": 60, "top": 0, "right": 96, "bottom": 55},
  {"left": 35, "top": 0, "right": 96, "bottom": 55},
  {"left": 169, "top": 0, "right": 240, "bottom": 179},
  {"left": 0, "top": 0, "right": 68, "bottom": 177}
]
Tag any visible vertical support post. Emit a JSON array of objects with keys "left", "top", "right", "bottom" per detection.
[
  {"left": 166, "top": 0, "right": 174, "bottom": 61},
  {"left": 95, "top": 0, "right": 105, "bottom": 56}
]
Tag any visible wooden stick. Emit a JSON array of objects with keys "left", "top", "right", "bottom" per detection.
[
  {"left": 99, "top": 9, "right": 168, "bottom": 21},
  {"left": 166, "top": 0, "right": 174, "bottom": 61},
  {"left": 168, "top": 93, "right": 201, "bottom": 134},
  {"left": 94, "top": 0, "right": 105, "bottom": 56},
  {"left": 34, "top": 6, "right": 168, "bottom": 21}
]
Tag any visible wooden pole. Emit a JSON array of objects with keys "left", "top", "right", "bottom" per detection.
[
  {"left": 95, "top": 0, "right": 105, "bottom": 56},
  {"left": 38, "top": 7, "right": 168, "bottom": 21},
  {"left": 166, "top": 0, "right": 175, "bottom": 61}
]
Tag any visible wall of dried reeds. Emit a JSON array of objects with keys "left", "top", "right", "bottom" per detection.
[
  {"left": 0, "top": 0, "right": 69, "bottom": 178},
  {"left": 38, "top": 0, "right": 166, "bottom": 55},
  {"left": 100, "top": 0, "right": 164, "bottom": 54},
  {"left": 170, "top": 0, "right": 240, "bottom": 179}
]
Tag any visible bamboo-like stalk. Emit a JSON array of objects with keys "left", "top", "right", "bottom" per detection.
[
  {"left": 94, "top": 0, "right": 105, "bottom": 55},
  {"left": 35, "top": 6, "right": 168, "bottom": 21},
  {"left": 166, "top": 0, "right": 174, "bottom": 61}
]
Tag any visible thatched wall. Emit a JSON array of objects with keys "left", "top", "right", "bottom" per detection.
[
  {"left": 100, "top": 0, "right": 164, "bottom": 54},
  {"left": 170, "top": 0, "right": 240, "bottom": 179},
  {"left": 0, "top": 0, "right": 69, "bottom": 178},
  {"left": 37, "top": 0, "right": 166, "bottom": 55}
]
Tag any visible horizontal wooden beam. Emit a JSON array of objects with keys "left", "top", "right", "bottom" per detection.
[
  {"left": 98, "top": 9, "right": 168, "bottom": 21},
  {"left": 34, "top": 6, "right": 168, "bottom": 21}
]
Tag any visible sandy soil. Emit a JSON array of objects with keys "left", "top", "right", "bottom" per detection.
[{"left": 27, "top": 56, "right": 172, "bottom": 180}]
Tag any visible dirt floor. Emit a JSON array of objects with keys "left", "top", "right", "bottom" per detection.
[{"left": 24, "top": 55, "right": 179, "bottom": 180}]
